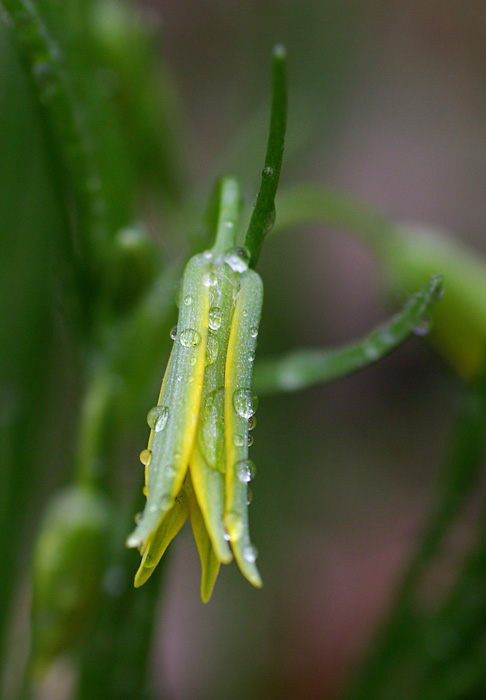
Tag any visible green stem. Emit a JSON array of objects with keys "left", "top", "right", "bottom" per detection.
[
  {"left": 211, "top": 177, "right": 241, "bottom": 255},
  {"left": 75, "top": 362, "right": 118, "bottom": 490},
  {"left": 244, "top": 44, "right": 287, "bottom": 267},
  {"left": 273, "top": 183, "right": 394, "bottom": 249},
  {"left": 76, "top": 506, "right": 165, "bottom": 700}
]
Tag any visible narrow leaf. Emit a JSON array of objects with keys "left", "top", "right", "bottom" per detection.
[
  {"left": 253, "top": 275, "right": 444, "bottom": 395},
  {"left": 244, "top": 45, "right": 287, "bottom": 267}
]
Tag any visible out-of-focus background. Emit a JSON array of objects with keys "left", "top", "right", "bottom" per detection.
[{"left": 1, "top": 1, "right": 485, "bottom": 698}]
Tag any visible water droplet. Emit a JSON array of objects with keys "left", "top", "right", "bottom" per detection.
[
  {"left": 208, "top": 307, "right": 222, "bottom": 330},
  {"left": 176, "top": 374, "right": 182, "bottom": 381},
  {"left": 139, "top": 449, "right": 151, "bottom": 466},
  {"left": 432, "top": 278, "right": 445, "bottom": 301},
  {"left": 170, "top": 326, "right": 178, "bottom": 340},
  {"left": 243, "top": 544, "right": 258, "bottom": 563},
  {"left": 248, "top": 416, "right": 256, "bottom": 431},
  {"left": 199, "top": 388, "right": 225, "bottom": 469},
  {"left": 180, "top": 328, "right": 202, "bottom": 347},
  {"left": 262, "top": 166, "right": 275, "bottom": 178},
  {"left": 134, "top": 512, "right": 142, "bottom": 524},
  {"left": 203, "top": 271, "right": 218, "bottom": 288},
  {"left": 242, "top": 309, "right": 248, "bottom": 317},
  {"left": 224, "top": 511, "right": 243, "bottom": 540},
  {"left": 247, "top": 487, "right": 253, "bottom": 505},
  {"left": 413, "top": 317, "right": 431, "bottom": 336},
  {"left": 233, "top": 388, "right": 258, "bottom": 419},
  {"left": 225, "top": 248, "right": 249, "bottom": 273},
  {"left": 263, "top": 207, "right": 276, "bottom": 235},
  {"left": 248, "top": 352, "right": 255, "bottom": 362},
  {"left": 225, "top": 220, "right": 234, "bottom": 228},
  {"left": 233, "top": 434, "right": 245, "bottom": 447},
  {"left": 236, "top": 459, "right": 256, "bottom": 483},
  {"left": 183, "top": 294, "right": 193, "bottom": 306},
  {"left": 248, "top": 434, "right": 254, "bottom": 447},
  {"left": 250, "top": 327, "right": 259, "bottom": 339},
  {"left": 205, "top": 332, "right": 219, "bottom": 366},
  {"left": 223, "top": 530, "right": 231, "bottom": 542},
  {"left": 364, "top": 344, "right": 380, "bottom": 361},
  {"left": 147, "top": 405, "right": 169, "bottom": 432}
]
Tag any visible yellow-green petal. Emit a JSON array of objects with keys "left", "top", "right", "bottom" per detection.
[
  {"left": 134, "top": 490, "right": 189, "bottom": 588},
  {"left": 185, "top": 475, "right": 221, "bottom": 603},
  {"left": 190, "top": 260, "right": 238, "bottom": 564},
  {"left": 224, "top": 269, "right": 263, "bottom": 588},
  {"left": 127, "top": 253, "right": 211, "bottom": 549},
  {"left": 189, "top": 443, "right": 232, "bottom": 563}
]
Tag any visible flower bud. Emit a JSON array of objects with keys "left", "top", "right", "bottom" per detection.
[
  {"left": 31, "top": 487, "right": 111, "bottom": 670},
  {"left": 127, "top": 241, "right": 263, "bottom": 600}
]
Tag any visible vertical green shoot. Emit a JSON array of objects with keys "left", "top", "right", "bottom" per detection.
[{"left": 244, "top": 44, "right": 287, "bottom": 267}]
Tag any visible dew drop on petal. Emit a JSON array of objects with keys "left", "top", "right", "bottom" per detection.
[
  {"left": 170, "top": 325, "right": 178, "bottom": 340},
  {"left": 250, "top": 326, "right": 259, "bottom": 339},
  {"left": 203, "top": 271, "right": 218, "bottom": 288},
  {"left": 205, "top": 332, "right": 219, "bottom": 366},
  {"left": 233, "top": 434, "right": 245, "bottom": 447},
  {"left": 247, "top": 434, "right": 254, "bottom": 447},
  {"left": 147, "top": 405, "right": 169, "bottom": 432},
  {"left": 233, "top": 388, "right": 258, "bottom": 419},
  {"left": 180, "top": 328, "right": 202, "bottom": 347},
  {"left": 225, "top": 248, "right": 249, "bottom": 273},
  {"left": 183, "top": 294, "right": 193, "bottom": 306},
  {"left": 236, "top": 459, "right": 256, "bottom": 483},
  {"left": 208, "top": 307, "right": 222, "bottom": 330},
  {"left": 243, "top": 544, "right": 258, "bottom": 563},
  {"left": 139, "top": 449, "right": 151, "bottom": 466}
]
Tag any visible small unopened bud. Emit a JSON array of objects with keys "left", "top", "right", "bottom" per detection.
[{"left": 31, "top": 487, "right": 111, "bottom": 671}]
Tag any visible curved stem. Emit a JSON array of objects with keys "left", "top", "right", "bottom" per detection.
[{"left": 273, "top": 183, "right": 395, "bottom": 250}]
